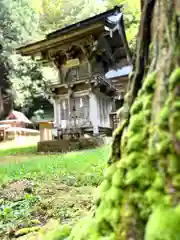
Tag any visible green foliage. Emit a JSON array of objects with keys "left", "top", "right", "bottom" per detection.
[
  {"left": 10, "top": 54, "right": 52, "bottom": 117},
  {"left": 0, "top": 0, "right": 50, "bottom": 119},
  {"left": 37, "top": 0, "right": 106, "bottom": 32},
  {"left": 0, "top": 193, "right": 40, "bottom": 236}
]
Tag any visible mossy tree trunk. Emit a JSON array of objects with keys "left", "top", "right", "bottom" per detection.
[{"left": 69, "top": 0, "right": 180, "bottom": 239}]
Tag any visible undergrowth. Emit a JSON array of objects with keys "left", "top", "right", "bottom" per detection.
[{"left": 0, "top": 145, "right": 110, "bottom": 238}]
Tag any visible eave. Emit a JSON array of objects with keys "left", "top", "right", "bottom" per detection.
[
  {"left": 16, "top": 5, "right": 123, "bottom": 57},
  {"left": 17, "top": 23, "right": 105, "bottom": 57}
]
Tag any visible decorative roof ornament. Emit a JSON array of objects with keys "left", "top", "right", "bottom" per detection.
[{"left": 104, "top": 12, "right": 123, "bottom": 38}]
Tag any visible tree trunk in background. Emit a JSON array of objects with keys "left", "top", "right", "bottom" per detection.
[
  {"left": 0, "top": 88, "right": 4, "bottom": 118},
  {"left": 0, "top": 58, "right": 13, "bottom": 120},
  {"left": 69, "top": 0, "right": 180, "bottom": 239},
  {"left": 0, "top": 88, "right": 13, "bottom": 121}
]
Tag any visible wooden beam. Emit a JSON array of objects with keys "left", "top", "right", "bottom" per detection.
[
  {"left": 17, "top": 23, "right": 104, "bottom": 56},
  {"left": 73, "top": 90, "right": 89, "bottom": 97},
  {"left": 98, "top": 35, "right": 116, "bottom": 66}
]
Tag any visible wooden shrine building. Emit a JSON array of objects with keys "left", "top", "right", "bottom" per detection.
[{"left": 17, "top": 6, "right": 132, "bottom": 139}]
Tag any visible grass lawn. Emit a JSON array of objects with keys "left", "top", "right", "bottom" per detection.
[
  {"left": 0, "top": 145, "right": 109, "bottom": 186},
  {"left": 0, "top": 144, "right": 110, "bottom": 239}
]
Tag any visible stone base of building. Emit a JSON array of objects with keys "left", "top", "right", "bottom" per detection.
[{"left": 37, "top": 137, "right": 107, "bottom": 153}]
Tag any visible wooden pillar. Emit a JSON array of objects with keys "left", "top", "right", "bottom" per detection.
[
  {"left": 56, "top": 98, "right": 61, "bottom": 128},
  {"left": 39, "top": 121, "right": 53, "bottom": 142},
  {"left": 89, "top": 92, "right": 99, "bottom": 135},
  {"left": 3, "top": 130, "right": 6, "bottom": 141},
  {"left": 14, "top": 130, "right": 16, "bottom": 140},
  {"left": 53, "top": 98, "right": 57, "bottom": 127},
  {"left": 68, "top": 88, "right": 72, "bottom": 118},
  {"left": 99, "top": 97, "right": 104, "bottom": 127}
]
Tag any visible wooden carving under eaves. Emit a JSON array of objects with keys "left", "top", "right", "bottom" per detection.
[{"left": 47, "top": 35, "right": 95, "bottom": 61}]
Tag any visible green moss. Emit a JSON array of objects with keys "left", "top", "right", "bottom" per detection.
[
  {"left": 143, "top": 72, "right": 156, "bottom": 93},
  {"left": 110, "top": 207, "right": 120, "bottom": 223},
  {"left": 140, "top": 209, "right": 151, "bottom": 220},
  {"left": 95, "top": 204, "right": 106, "bottom": 222},
  {"left": 138, "top": 88, "right": 145, "bottom": 97},
  {"left": 41, "top": 224, "right": 71, "bottom": 240},
  {"left": 106, "top": 187, "right": 123, "bottom": 204},
  {"left": 172, "top": 100, "right": 180, "bottom": 110},
  {"left": 159, "top": 105, "right": 169, "bottom": 129},
  {"left": 126, "top": 134, "right": 145, "bottom": 153},
  {"left": 169, "top": 112, "right": 180, "bottom": 132},
  {"left": 100, "top": 233, "right": 116, "bottom": 240},
  {"left": 14, "top": 227, "right": 40, "bottom": 237},
  {"left": 64, "top": 65, "right": 179, "bottom": 239},
  {"left": 137, "top": 166, "right": 155, "bottom": 188},
  {"left": 98, "top": 180, "right": 111, "bottom": 199},
  {"left": 112, "top": 169, "right": 124, "bottom": 187},
  {"left": 152, "top": 174, "right": 165, "bottom": 189},
  {"left": 168, "top": 154, "right": 180, "bottom": 175},
  {"left": 145, "top": 188, "right": 163, "bottom": 205},
  {"left": 124, "top": 169, "right": 138, "bottom": 185},
  {"left": 128, "top": 114, "right": 145, "bottom": 132},
  {"left": 112, "top": 120, "right": 128, "bottom": 137},
  {"left": 145, "top": 206, "right": 180, "bottom": 240},
  {"left": 156, "top": 138, "right": 171, "bottom": 155},
  {"left": 30, "top": 219, "right": 41, "bottom": 225},
  {"left": 172, "top": 175, "right": 180, "bottom": 189},
  {"left": 125, "top": 152, "right": 145, "bottom": 167},
  {"left": 143, "top": 94, "right": 153, "bottom": 110},
  {"left": 120, "top": 129, "right": 129, "bottom": 151},
  {"left": 144, "top": 109, "right": 152, "bottom": 120},
  {"left": 130, "top": 99, "right": 143, "bottom": 115},
  {"left": 104, "top": 164, "right": 117, "bottom": 180},
  {"left": 169, "top": 68, "right": 180, "bottom": 90},
  {"left": 176, "top": 130, "right": 180, "bottom": 141}
]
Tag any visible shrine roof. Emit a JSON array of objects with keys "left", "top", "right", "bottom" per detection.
[
  {"left": 16, "top": 5, "right": 124, "bottom": 56},
  {"left": 47, "top": 5, "right": 122, "bottom": 39}
]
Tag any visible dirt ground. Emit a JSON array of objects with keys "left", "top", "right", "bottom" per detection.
[{"left": 0, "top": 179, "right": 95, "bottom": 239}]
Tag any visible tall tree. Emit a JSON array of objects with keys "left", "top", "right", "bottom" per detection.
[
  {"left": 0, "top": 0, "right": 51, "bottom": 120},
  {"left": 0, "top": 0, "right": 17, "bottom": 120},
  {"left": 34, "top": 0, "right": 107, "bottom": 32}
]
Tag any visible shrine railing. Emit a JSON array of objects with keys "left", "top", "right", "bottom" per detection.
[{"left": 109, "top": 112, "right": 119, "bottom": 130}]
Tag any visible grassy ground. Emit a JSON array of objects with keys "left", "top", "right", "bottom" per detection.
[{"left": 0, "top": 144, "right": 109, "bottom": 239}]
